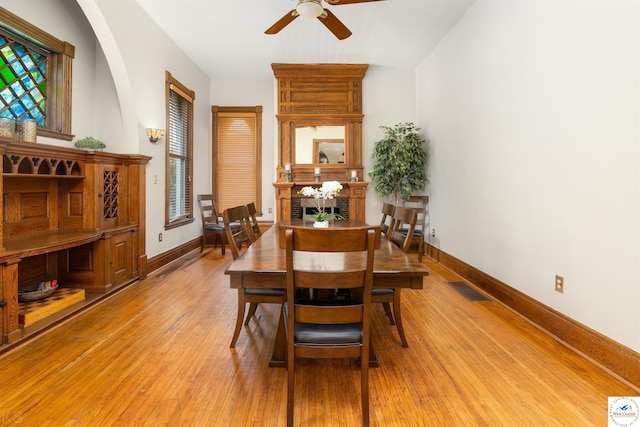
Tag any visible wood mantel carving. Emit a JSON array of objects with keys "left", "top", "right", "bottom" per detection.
[{"left": 272, "top": 64, "right": 369, "bottom": 221}]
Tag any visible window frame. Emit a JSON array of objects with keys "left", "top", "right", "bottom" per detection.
[
  {"left": 212, "top": 105, "right": 263, "bottom": 215},
  {"left": 0, "top": 7, "right": 75, "bottom": 140},
  {"left": 165, "top": 71, "right": 195, "bottom": 229}
]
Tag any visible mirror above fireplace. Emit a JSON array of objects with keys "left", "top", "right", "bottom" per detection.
[{"left": 295, "top": 125, "right": 345, "bottom": 165}]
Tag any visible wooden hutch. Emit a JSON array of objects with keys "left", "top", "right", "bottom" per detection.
[
  {"left": 0, "top": 139, "right": 149, "bottom": 345},
  {"left": 272, "top": 63, "right": 369, "bottom": 221}
]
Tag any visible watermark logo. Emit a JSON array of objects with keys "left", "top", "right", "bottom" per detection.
[
  {"left": 609, "top": 397, "right": 640, "bottom": 427},
  {"left": 0, "top": 409, "right": 23, "bottom": 424}
]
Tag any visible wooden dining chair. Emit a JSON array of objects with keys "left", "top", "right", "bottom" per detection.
[
  {"left": 197, "top": 194, "right": 239, "bottom": 254},
  {"left": 400, "top": 195, "right": 428, "bottom": 262},
  {"left": 284, "top": 226, "right": 376, "bottom": 427},
  {"left": 379, "top": 202, "right": 396, "bottom": 237},
  {"left": 224, "top": 204, "right": 285, "bottom": 348},
  {"left": 246, "top": 202, "right": 262, "bottom": 238},
  {"left": 373, "top": 205, "right": 417, "bottom": 348}
]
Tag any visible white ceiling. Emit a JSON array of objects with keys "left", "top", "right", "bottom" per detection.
[{"left": 134, "top": 0, "right": 475, "bottom": 80}]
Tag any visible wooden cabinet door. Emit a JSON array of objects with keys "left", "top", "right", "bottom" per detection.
[{"left": 110, "top": 231, "right": 132, "bottom": 286}]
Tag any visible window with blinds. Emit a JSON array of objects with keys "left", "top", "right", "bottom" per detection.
[
  {"left": 166, "top": 72, "right": 194, "bottom": 228},
  {"left": 212, "top": 106, "right": 262, "bottom": 214}
]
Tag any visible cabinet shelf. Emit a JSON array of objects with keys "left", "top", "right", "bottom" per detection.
[
  {"left": 3, "top": 173, "right": 85, "bottom": 179},
  {"left": 2, "top": 230, "right": 104, "bottom": 261}
]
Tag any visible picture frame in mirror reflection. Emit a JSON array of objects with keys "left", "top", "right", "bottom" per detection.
[
  {"left": 314, "top": 139, "right": 345, "bottom": 164},
  {"left": 294, "top": 125, "right": 345, "bottom": 164}
]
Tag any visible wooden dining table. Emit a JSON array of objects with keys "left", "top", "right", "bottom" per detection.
[{"left": 224, "top": 219, "right": 430, "bottom": 367}]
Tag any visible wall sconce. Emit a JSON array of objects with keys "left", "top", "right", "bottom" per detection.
[{"left": 146, "top": 128, "right": 164, "bottom": 143}]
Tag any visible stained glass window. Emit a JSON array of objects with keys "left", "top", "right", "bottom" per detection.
[{"left": 0, "top": 33, "right": 48, "bottom": 125}]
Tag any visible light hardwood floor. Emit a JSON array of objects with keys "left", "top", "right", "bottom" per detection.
[{"left": 0, "top": 247, "right": 636, "bottom": 426}]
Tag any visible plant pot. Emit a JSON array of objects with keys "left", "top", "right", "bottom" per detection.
[{"left": 313, "top": 221, "right": 329, "bottom": 228}]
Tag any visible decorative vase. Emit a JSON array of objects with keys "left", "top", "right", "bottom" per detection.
[
  {"left": 0, "top": 117, "right": 15, "bottom": 139},
  {"left": 313, "top": 220, "right": 329, "bottom": 228},
  {"left": 16, "top": 119, "right": 37, "bottom": 142}
]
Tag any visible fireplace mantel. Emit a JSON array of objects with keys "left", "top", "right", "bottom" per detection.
[
  {"left": 273, "top": 181, "right": 368, "bottom": 222},
  {"left": 272, "top": 64, "right": 370, "bottom": 222}
]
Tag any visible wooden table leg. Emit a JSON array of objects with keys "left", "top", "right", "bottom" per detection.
[
  {"left": 269, "top": 304, "right": 287, "bottom": 368},
  {"left": 369, "top": 341, "right": 379, "bottom": 368}
]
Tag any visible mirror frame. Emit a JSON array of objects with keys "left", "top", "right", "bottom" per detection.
[
  {"left": 278, "top": 115, "right": 363, "bottom": 181},
  {"left": 272, "top": 63, "right": 367, "bottom": 183}
]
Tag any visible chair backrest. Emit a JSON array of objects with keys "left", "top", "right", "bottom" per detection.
[
  {"left": 389, "top": 206, "right": 417, "bottom": 253},
  {"left": 285, "top": 226, "right": 376, "bottom": 334},
  {"left": 246, "top": 202, "right": 262, "bottom": 238},
  {"left": 380, "top": 203, "right": 396, "bottom": 237},
  {"left": 223, "top": 205, "right": 256, "bottom": 260},
  {"left": 402, "top": 195, "right": 428, "bottom": 236},
  {"left": 197, "top": 194, "right": 221, "bottom": 226}
]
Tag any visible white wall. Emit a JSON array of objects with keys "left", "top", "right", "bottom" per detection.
[
  {"left": 86, "top": 0, "right": 212, "bottom": 257},
  {"left": 416, "top": 0, "right": 640, "bottom": 352},
  {"left": 210, "top": 68, "right": 419, "bottom": 225},
  {"left": 362, "top": 65, "right": 419, "bottom": 223}
]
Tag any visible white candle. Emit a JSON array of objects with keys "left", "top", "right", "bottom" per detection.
[
  {"left": 351, "top": 170, "right": 357, "bottom": 178},
  {"left": 314, "top": 167, "right": 320, "bottom": 175},
  {"left": 285, "top": 163, "right": 291, "bottom": 171}
]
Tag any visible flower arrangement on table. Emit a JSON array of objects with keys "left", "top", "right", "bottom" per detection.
[{"left": 299, "top": 181, "right": 344, "bottom": 224}]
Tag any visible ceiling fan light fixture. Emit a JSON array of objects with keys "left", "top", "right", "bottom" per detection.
[{"left": 296, "top": 0, "right": 324, "bottom": 18}]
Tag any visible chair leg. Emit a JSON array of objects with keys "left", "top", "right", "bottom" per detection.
[
  {"left": 287, "top": 349, "right": 295, "bottom": 427},
  {"left": 362, "top": 373, "right": 369, "bottom": 426},
  {"left": 361, "top": 338, "right": 370, "bottom": 427},
  {"left": 392, "top": 289, "right": 408, "bottom": 347},
  {"left": 230, "top": 290, "right": 246, "bottom": 348},
  {"left": 418, "top": 236, "right": 424, "bottom": 262},
  {"left": 244, "top": 303, "right": 259, "bottom": 325},
  {"left": 381, "top": 302, "right": 395, "bottom": 325},
  {"left": 219, "top": 233, "right": 226, "bottom": 255}
]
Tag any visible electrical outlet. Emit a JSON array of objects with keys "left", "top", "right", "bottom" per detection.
[
  {"left": 158, "top": 233, "right": 163, "bottom": 242},
  {"left": 431, "top": 228, "right": 436, "bottom": 237},
  {"left": 555, "top": 275, "right": 564, "bottom": 293},
  {"left": 268, "top": 208, "right": 272, "bottom": 213}
]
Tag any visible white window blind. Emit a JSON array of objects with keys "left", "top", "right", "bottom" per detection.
[
  {"left": 167, "top": 76, "right": 193, "bottom": 224},
  {"left": 213, "top": 106, "right": 262, "bottom": 214}
]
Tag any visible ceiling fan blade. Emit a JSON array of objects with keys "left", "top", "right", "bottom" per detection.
[
  {"left": 318, "top": 9, "right": 352, "bottom": 40},
  {"left": 325, "top": 0, "right": 384, "bottom": 5},
  {"left": 265, "top": 10, "right": 298, "bottom": 35}
]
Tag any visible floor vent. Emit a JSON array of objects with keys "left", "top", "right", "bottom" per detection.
[{"left": 448, "top": 281, "right": 490, "bottom": 301}]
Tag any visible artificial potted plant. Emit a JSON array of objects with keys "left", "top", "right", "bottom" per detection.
[
  {"left": 299, "top": 181, "right": 344, "bottom": 227},
  {"left": 74, "top": 136, "right": 106, "bottom": 150},
  {"left": 368, "top": 122, "right": 428, "bottom": 204}
]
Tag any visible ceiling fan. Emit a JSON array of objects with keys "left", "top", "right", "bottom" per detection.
[{"left": 265, "top": 0, "right": 383, "bottom": 40}]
